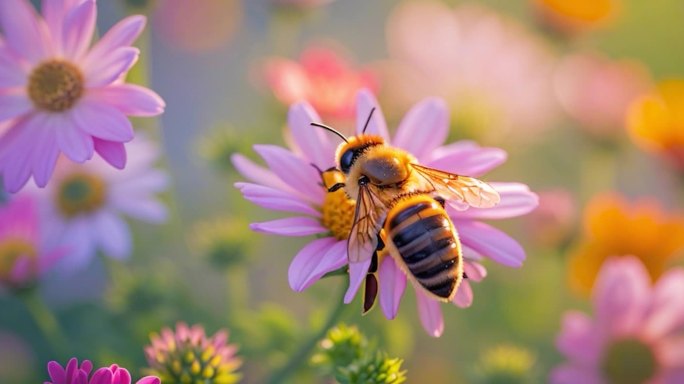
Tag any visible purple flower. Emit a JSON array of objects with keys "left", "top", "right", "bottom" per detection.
[
  {"left": 0, "top": 0, "right": 165, "bottom": 193},
  {"left": 234, "top": 89, "right": 537, "bottom": 337},
  {"left": 45, "top": 357, "right": 159, "bottom": 384},
  {"left": 552, "top": 256, "right": 684, "bottom": 384},
  {"left": 20, "top": 136, "right": 168, "bottom": 272}
]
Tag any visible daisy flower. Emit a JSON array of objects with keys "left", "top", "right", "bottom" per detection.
[
  {"left": 45, "top": 357, "right": 159, "bottom": 384},
  {"left": 21, "top": 136, "right": 168, "bottom": 272},
  {"left": 0, "top": 0, "right": 165, "bottom": 193},
  {"left": 234, "top": 89, "right": 538, "bottom": 336},
  {"left": 552, "top": 256, "right": 684, "bottom": 384}
]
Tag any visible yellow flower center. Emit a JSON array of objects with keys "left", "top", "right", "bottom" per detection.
[
  {"left": 601, "top": 338, "right": 657, "bottom": 384},
  {"left": 0, "top": 238, "right": 37, "bottom": 281},
  {"left": 538, "top": 0, "right": 615, "bottom": 23},
  {"left": 320, "top": 170, "right": 356, "bottom": 240},
  {"left": 28, "top": 60, "right": 84, "bottom": 112},
  {"left": 57, "top": 172, "right": 108, "bottom": 217}
]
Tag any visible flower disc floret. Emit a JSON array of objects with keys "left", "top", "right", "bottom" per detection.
[
  {"left": 28, "top": 60, "right": 84, "bottom": 112},
  {"left": 0, "top": 238, "right": 37, "bottom": 280},
  {"left": 321, "top": 189, "right": 356, "bottom": 240},
  {"left": 56, "top": 172, "right": 108, "bottom": 217},
  {"left": 600, "top": 338, "right": 657, "bottom": 384}
]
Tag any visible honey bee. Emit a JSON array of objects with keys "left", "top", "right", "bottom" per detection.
[{"left": 312, "top": 110, "right": 500, "bottom": 303}]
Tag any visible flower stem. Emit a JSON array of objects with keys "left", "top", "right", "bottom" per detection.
[
  {"left": 265, "top": 286, "right": 349, "bottom": 384},
  {"left": 20, "top": 289, "right": 70, "bottom": 359}
]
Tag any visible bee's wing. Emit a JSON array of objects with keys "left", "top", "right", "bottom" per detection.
[
  {"left": 347, "top": 184, "right": 386, "bottom": 263},
  {"left": 411, "top": 163, "right": 500, "bottom": 208}
]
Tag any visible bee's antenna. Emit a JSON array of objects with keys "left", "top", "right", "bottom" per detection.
[
  {"left": 362, "top": 107, "right": 376, "bottom": 134},
  {"left": 311, "top": 122, "right": 349, "bottom": 143}
]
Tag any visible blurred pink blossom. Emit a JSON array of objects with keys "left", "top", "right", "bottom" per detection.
[
  {"left": 524, "top": 189, "right": 576, "bottom": 247},
  {"left": 384, "top": 1, "right": 558, "bottom": 143},
  {"left": 45, "top": 358, "right": 159, "bottom": 384},
  {"left": 552, "top": 256, "right": 684, "bottom": 384},
  {"left": 261, "top": 45, "right": 378, "bottom": 122},
  {"left": 272, "top": 0, "right": 335, "bottom": 8},
  {"left": 554, "top": 53, "right": 652, "bottom": 138}
]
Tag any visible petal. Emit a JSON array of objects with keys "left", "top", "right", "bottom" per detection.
[
  {"left": 288, "top": 238, "right": 345, "bottom": 291},
  {"left": 136, "top": 377, "right": 161, "bottom": 384},
  {"left": 658, "top": 336, "right": 684, "bottom": 368},
  {"left": 61, "top": 0, "right": 96, "bottom": 60},
  {"left": 231, "top": 153, "right": 289, "bottom": 191},
  {"left": 463, "top": 261, "right": 487, "bottom": 282},
  {"left": 83, "top": 47, "right": 139, "bottom": 87},
  {"left": 644, "top": 269, "right": 684, "bottom": 339},
  {"left": 0, "top": 114, "right": 45, "bottom": 192},
  {"left": 378, "top": 256, "right": 406, "bottom": 319},
  {"left": 235, "top": 182, "right": 320, "bottom": 217},
  {"left": 593, "top": 256, "right": 651, "bottom": 336},
  {"left": 89, "top": 368, "right": 113, "bottom": 384},
  {"left": 452, "top": 280, "right": 473, "bottom": 308},
  {"left": 253, "top": 144, "right": 324, "bottom": 202},
  {"left": 47, "top": 361, "right": 66, "bottom": 384},
  {"left": 87, "top": 84, "right": 165, "bottom": 117},
  {"left": 85, "top": 15, "right": 146, "bottom": 66},
  {"left": 660, "top": 369, "right": 684, "bottom": 384},
  {"left": 415, "top": 288, "right": 444, "bottom": 337},
  {"left": 455, "top": 220, "right": 526, "bottom": 267},
  {"left": 72, "top": 100, "right": 134, "bottom": 142},
  {"left": 393, "top": 97, "right": 448, "bottom": 159},
  {"left": 425, "top": 143, "right": 508, "bottom": 178},
  {"left": 93, "top": 211, "right": 131, "bottom": 260},
  {"left": 54, "top": 217, "right": 96, "bottom": 273},
  {"left": 450, "top": 183, "right": 538, "bottom": 220},
  {"left": 0, "top": 47, "right": 28, "bottom": 87},
  {"left": 250, "top": 217, "right": 327, "bottom": 237},
  {"left": 355, "top": 89, "right": 389, "bottom": 140},
  {"left": 345, "top": 259, "right": 372, "bottom": 304},
  {"left": 56, "top": 117, "right": 94, "bottom": 163},
  {"left": 0, "top": 0, "right": 49, "bottom": 62},
  {"left": 31, "top": 123, "right": 59, "bottom": 187},
  {"left": 288, "top": 102, "right": 336, "bottom": 168},
  {"left": 94, "top": 138, "right": 127, "bottom": 169},
  {"left": 0, "top": 92, "right": 32, "bottom": 121},
  {"left": 556, "top": 311, "right": 603, "bottom": 366},
  {"left": 550, "top": 364, "right": 604, "bottom": 384}
]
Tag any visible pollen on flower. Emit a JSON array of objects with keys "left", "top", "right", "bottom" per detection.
[
  {"left": 0, "top": 239, "right": 37, "bottom": 281},
  {"left": 28, "top": 60, "right": 84, "bottom": 112},
  {"left": 320, "top": 171, "right": 356, "bottom": 240},
  {"left": 57, "top": 172, "right": 108, "bottom": 217}
]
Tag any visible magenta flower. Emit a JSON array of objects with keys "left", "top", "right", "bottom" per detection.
[
  {"left": 0, "top": 195, "right": 64, "bottom": 291},
  {"left": 21, "top": 136, "right": 168, "bottom": 272},
  {"left": 45, "top": 357, "right": 159, "bottom": 384},
  {"left": 234, "top": 89, "right": 538, "bottom": 336},
  {"left": 552, "top": 257, "right": 684, "bottom": 384},
  {"left": 0, "top": 0, "right": 165, "bottom": 193}
]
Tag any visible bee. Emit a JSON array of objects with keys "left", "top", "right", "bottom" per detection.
[{"left": 311, "top": 110, "right": 500, "bottom": 302}]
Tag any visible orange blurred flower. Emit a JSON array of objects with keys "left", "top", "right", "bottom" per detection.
[
  {"left": 569, "top": 194, "right": 684, "bottom": 295},
  {"left": 261, "top": 45, "right": 378, "bottom": 122},
  {"left": 628, "top": 80, "right": 684, "bottom": 170},
  {"left": 534, "top": 0, "right": 618, "bottom": 33}
]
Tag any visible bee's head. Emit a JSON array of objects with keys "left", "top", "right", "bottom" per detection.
[{"left": 335, "top": 135, "right": 384, "bottom": 174}]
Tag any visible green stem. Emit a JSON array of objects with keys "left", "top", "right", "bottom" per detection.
[
  {"left": 20, "top": 289, "right": 70, "bottom": 359},
  {"left": 265, "top": 286, "right": 349, "bottom": 384}
]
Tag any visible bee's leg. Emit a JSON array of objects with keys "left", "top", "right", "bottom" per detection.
[
  {"left": 463, "top": 272, "right": 469, "bottom": 279},
  {"left": 328, "top": 183, "right": 345, "bottom": 192},
  {"left": 434, "top": 196, "right": 446, "bottom": 208}
]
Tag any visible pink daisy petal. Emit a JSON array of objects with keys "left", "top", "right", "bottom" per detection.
[
  {"left": 85, "top": 15, "right": 146, "bottom": 64},
  {"left": 345, "top": 259, "right": 372, "bottom": 304},
  {"left": 550, "top": 364, "right": 604, "bottom": 384},
  {"left": 658, "top": 336, "right": 684, "bottom": 368},
  {"left": 415, "top": 288, "right": 444, "bottom": 337},
  {"left": 593, "top": 257, "right": 650, "bottom": 336},
  {"left": 463, "top": 261, "right": 487, "bottom": 282},
  {"left": 0, "top": 0, "right": 49, "bottom": 63},
  {"left": 451, "top": 183, "right": 538, "bottom": 220},
  {"left": 93, "top": 211, "right": 131, "bottom": 260},
  {"left": 288, "top": 102, "right": 336, "bottom": 168},
  {"left": 0, "top": 114, "right": 45, "bottom": 192},
  {"left": 56, "top": 118, "right": 95, "bottom": 163},
  {"left": 250, "top": 217, "right": 328, "bottom": 237},
  {"left": 0, "top": 92, "right": 32, "bottom": 121},
  {"left": 31, "top": 124, "right": 59, "bottom": 186},
  {"left": 392, "top": 97, "right": 448, "bottom": 159},
  {"left": 253, "top": 144, "right": 324, "bottom": 202},
  {"left": 425, "top": 143, "right": 507, "bottom": 177},
  {"left": 556, "top": 311, "right": 603, "bottom": 366},
  {"left": 288, "top": 237, "right": 344, "bottom": 291},
  {"left": 47, "top": 361, "right": 66, "bottom": 384},
  {"left": 88, "top": 84, "right": 165, "bottom": 117},
  {"left": 72, "top": 100, "right": 134, "bottom": 142},
  {"left": 355, "top": 89, "right": 389, "bottom": 140},
  {"left": 0, "top": 48, "right": 28, "bottom": 87},
  {"left": 661, "top": 370, "right": 684, "bottom": 384},
  {"left": 61, "top": 0, "right": 96, "bottom": 60},
  {"left": 644, "top": 269, "right": 684, "bottom": 339},
  {"left": 136, "top": 377, "right": 161, "bottom": 384},
  {"left": 452, "top": 280, "right": 473, "bottom": 308},
  {"left": 378, "top": 256, "right": 407, "bottom": 319},
  {"left": 235, "top": 182, "right": 320, "bottom": 217},
  {"left": 94, "top": 139, "right": 127, "bottom": 169},
  {"left": 455, "top": 220, "right": 526, "bottom": 267},
  {"left": 110, "top": 196, "right": 168, "bottom": 224},
  {"left": 83, "top": 46, "right": 139, "bottom": 87},
  {"left": 89, "top": 368, "right": 113, "bottom": 384},
  {"left": 64, "top": 358, "right": 79, "bottom": 383},
  {"left": 231, "top": 153, "right": 289, "bottom": 191}
]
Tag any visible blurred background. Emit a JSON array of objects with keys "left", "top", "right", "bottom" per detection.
[{"left": 2, "top": 0, "right": 684, "bottom": 382}]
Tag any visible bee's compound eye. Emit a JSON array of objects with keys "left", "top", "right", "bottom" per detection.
[{"left": 340, "top": 149, "right": 355, "bottom": 174}]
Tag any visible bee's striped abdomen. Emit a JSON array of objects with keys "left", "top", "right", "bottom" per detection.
[{"left": 386, "top": 196, "right": 463, "bottom": 301}]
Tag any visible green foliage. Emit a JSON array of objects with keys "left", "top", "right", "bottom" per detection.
[
  {"left": 335, "top": 352, "right": 407, "bottom": 384},
  {"left": 471, "top": 344, "right": 538, "bottom": 384}
]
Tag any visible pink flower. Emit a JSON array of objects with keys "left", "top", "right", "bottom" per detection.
[
  {"left": 262, "top": 45, "right": 378, "bottom": 122},
  {"left": 554, "top": 53, "right": 652, "bottom": 138},
  {"left": 272, "top": 0, "right": 335, "bottom": 8},
  {"left": 234, "top": 89, "right": 538, "bottom": 337},
  {"left": 21, "top": 136, "right": 168, "bottom": 272},
  {"left": 552, "top": 257, "right": 684, "bottom": 384},
  {"left": 0, "top": 0, "right": 165, "bottom": 193},
  {"left": 524, "top": 189, "right": 576, "bottom": 247},
  {"left": 0, "top": 195, "right": 64, "bottom": 291},
  {"left": 384, "top": 1, "right": 557, "bottom": 142},
  {"left": 45, "top": 357, "right": 159, "bottom": 384}
]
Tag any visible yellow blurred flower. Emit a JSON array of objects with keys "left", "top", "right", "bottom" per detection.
[
  {"left": 569, "top": 194, "right": 684, "bottom": 295},
  {"left": 628, "top": 80, "right": 684, "bottom": 170},
  {"left": 534, "top": 0, "right": 617, "bottom": 33}
]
